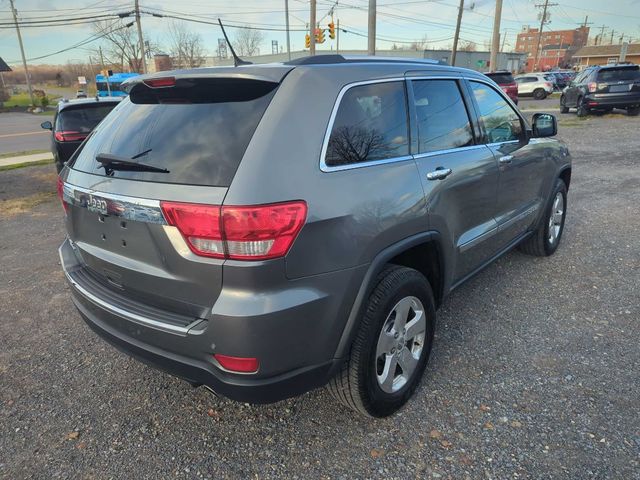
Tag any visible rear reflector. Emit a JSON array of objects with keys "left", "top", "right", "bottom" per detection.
[
  {"left": 160, "top": 200, "right": 307, "bottom": 260},
  {"left": 56, "top": 176, "right": 68, "bottom": 213},
  {"left": 143, "top": 77, "right": 176, "bottom": 88},
  {"left": 54, "top": 131, "right": 88, "bottom": 142},
  {"left": 213, "top": 354, "right": 259, "bottom": 373}
]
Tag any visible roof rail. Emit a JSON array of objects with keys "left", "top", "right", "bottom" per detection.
[{"left": 284, "top": 54, "right": 446, "bottom": 66}]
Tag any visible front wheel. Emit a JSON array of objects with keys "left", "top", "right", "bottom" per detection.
[
  {"left": 533, "top": 88, "right": 547, "bottom": 100},
  {"left": 518, "top": 179, "right": 567, "bottom": 257},
  {"left": 327, "top": 265, "right": 435, "bottom": 417},
  {"left": 627, "top": 106, "right": 640, "bottom": 116}
]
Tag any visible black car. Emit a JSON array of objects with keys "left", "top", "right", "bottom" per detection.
[
  {"left": 560, "top": 64, "right": 640, "bottom": 117},
  {"left": 41, "top": 96, "right": 121, "bottom": 172}
]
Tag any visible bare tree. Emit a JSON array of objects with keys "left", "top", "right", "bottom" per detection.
[
  {"left": 233, "top": 28, "right": 265, "bottom": 57},
  {"left": 93, "top": 20, "right": 150, "bottom": 72},
  {"left": 390, "top": 35, "right": 428, "bottom": 51},
  {"left": 460, "top": 40, "right": 477, "bottom": 52},
  {"left": 167, "top": 21, "right": 206, "bottom": 68}
]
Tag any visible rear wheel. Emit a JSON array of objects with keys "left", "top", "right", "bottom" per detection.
[
  {"left": 533, "top": 88, "right": 547, "bottom": 100},
  {"left": 627, "top": 106, "right": 640, "bottom": 116},
  {"left": 327, "top": 265, "right": 435, "bottom": 417},
  {"left": 559, "top": 95, "right": 569, "bottom": 114},
  {"left": 518, "top": 179, "right": 567, "bottom": 257},
  {"left": 576, "top": 97, "right": 589, "bottom": 117}
]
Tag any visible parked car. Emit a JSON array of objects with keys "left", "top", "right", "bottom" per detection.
[
  {"left": 41, "top": 96, "right": 121, "bottom": 172},
  {"left": 548, "top": 72, "right": 569, "bottom": 90},
  {"left": 57, "top": 56, "right": 572, "bottom": 417},
  {"left": 484, "top": 70, "right": 518, "bottom": 104},
  {"left": 515, "top": 73, "right": 555, "bottom": 99},
  {"left": 560, "top": 64, "right": 640, "bottom": 117},
  {"left": 76, "top": 89, "right": 87, "bottom": 98}
]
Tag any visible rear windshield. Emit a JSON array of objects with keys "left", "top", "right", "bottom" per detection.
[
  {"left": 56, "top": 104, "right": 117, "bottom": 133},
  {"left": 70, "top": 78, "right": 277, "bottom": 186},
  {"left": 486, "top": 72, "right": 514, "bottom": 84},
  {"left": 597, "top": 67, "right": 640, "bottom": 82}
]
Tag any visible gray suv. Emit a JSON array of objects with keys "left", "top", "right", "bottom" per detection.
[{"left": 58, "top": 55, "right": 572, "bottom": 417}]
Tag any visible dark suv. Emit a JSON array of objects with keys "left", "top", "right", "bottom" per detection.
[
  {"left": 560, "top": 64, "right": 640, "bottom": 116},
  {"left": 58, "top": 56, "right": 572, "bottom": 417},
  {"left": 41, "top": 96, "right": 121, "bottom": 172}
]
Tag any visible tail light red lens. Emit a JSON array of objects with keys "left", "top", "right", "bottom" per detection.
[
  {"left": 54, "top": 131, "right": 88, "bottom": 142},
  {"left": 213, "top": 354, "right": 259, "bottom": 373},
  {"left": 160, "top": 201, "right": 307, "bottom": 261},
  {"left": 588, "top": 82, "right": 597, "bottom": 93},
  {"left": 57, "top": 176, "right": 68, "bottom": 213},
  {"left": 545, "top": 82, "right": 553, "bottom": 88},
  {"left": 143, "top": 77, "right": 176, "bottom": 88}
]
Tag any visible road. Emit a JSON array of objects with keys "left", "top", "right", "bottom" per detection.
[
  {"left": 0, "top": 112, "right": 52, "bottom": 155},
  {"left": 1, "top": 112, "right": 639, "bottom": 479}
]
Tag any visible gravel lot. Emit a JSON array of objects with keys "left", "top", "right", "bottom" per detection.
[{"left": 1, "top": 112, "right": 639, "bottom": 479}]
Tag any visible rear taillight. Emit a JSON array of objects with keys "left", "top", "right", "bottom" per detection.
[
  {"left": 161, "top": 201, "right": 307, "bottom": 261},
  {"left": 213, "top": 354, "right": 259, "bottom": 373},
  {"left": 545, "top": 82, "right": 553, "bottom": 89},
  {"left": 57, "top": 177, "right": 68, "bottom": 213},
  {"left": 143, "top": 77, "right": 176, "bottom": 88},
  {"left": 54, "top": 131, "right": 88, "bottom": 142},
  {"left": 588, "top": 82, "right": 597, "bottom": 93}
]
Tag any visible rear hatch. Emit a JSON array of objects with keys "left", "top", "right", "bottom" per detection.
[
  {"left": 592, "top": 65, "right": 640, "bottom": 95},
  {"left": 61, "top": 73, "right": 284, "bottom": 323}
]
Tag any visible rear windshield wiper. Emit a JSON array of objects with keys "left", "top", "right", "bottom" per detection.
[{"left": 96, "top": 153, "right": 169, "bottom": 174}]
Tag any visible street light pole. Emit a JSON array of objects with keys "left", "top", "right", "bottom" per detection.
[
  {"left": 310, "top": 0, "right": 316, "bottom": 55},
  {"left": 9, "top": 0, "right": 35, "bottom": 106}
]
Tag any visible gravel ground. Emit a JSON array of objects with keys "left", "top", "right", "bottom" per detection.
[{"left": 1, "top": 113, "right": 639, "bottom": 480}]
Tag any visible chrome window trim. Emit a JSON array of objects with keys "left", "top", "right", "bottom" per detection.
[
  {"left": 319, "top": 75, "right": 508, "bottom": 173},
  {"left": 62, "top": 182, "right": 167, "bottom": 225},
  {"left": 413, "top": 144, "right": 487, "bottom": 160}
]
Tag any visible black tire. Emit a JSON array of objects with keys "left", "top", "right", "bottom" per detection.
[
  {"left": 627, "top": 106, "right": 640, "bottom": 116},
  {"left": 327, "top": 265, "right": 436, "bottom": 417},
  {"left": 54, "top": 161, "right": 64, "bottom": 174},
  {"left": 576, "top": 97, "right": 589, "bottom": 117},
  {"left": 518, "top": 179, "right": 568, "bottom": 257},
  {"left": 559, "top": 95, "right": 569, "bottom": 114},
  {"left": 533, "top": 88, "right": 547, "bottom": 100}
]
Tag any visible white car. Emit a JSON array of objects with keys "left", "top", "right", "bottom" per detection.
[{"left": 515, "top": 73, "right": 555, "bottom": 100}]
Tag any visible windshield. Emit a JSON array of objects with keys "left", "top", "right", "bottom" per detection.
[
  {"left": 597, "top": 67, "right": 640, "bottom": 83},
  {"left": 486, "top": 73, "right": 514, "bottom": 84},
  {"left": 56, "top": 104, "right": 118, "bottom": 133},
  {"left": 70, "top": 78, "right": 278, "bottom": 186}
]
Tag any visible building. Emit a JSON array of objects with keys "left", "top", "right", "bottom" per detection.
[
  {"left": 516, "top": 25, "right": 589, "bottom": 71},
  {"left": 204, "top": 49, "right": 526, "bottom": 73},
  {"left": 572, "top": 43, "right": 640, "bottom": 68}
]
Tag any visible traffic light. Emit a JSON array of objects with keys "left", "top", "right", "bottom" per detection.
[
  {"left": 328, "top": 22, "right": 336, "bottom": 40},
  {"left": 305, "top": 33, "right": 311, "bottom": 49},
  {"left": 315, "top": 27, "right": 325, "bottom": 44}
]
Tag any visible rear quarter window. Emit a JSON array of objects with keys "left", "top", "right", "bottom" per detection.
[{"left": 70, "top": 78, "right": 277, "bottom": 187}]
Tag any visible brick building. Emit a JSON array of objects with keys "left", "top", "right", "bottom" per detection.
[{"left": 516, "top": 25, "right": 590, "bottom": 71}]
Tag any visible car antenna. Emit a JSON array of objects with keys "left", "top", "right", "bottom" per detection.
[{"left": 218, "top": 19, "right": 252, "bottom": 67}]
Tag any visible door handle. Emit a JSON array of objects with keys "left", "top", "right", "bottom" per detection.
[
  {"left": 499, "top": 155, "right": 513, "bottom": 164},
  {"left": 426, "top": 167, "right": 452, "bottom": 181}
]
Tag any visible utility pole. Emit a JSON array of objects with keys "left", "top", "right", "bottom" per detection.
[
  {"left": 9, "top": 0, "right": 34, "bottom": 106},
  {"left": 595, "top": 25, "right": 607, "bottom": 45},
  {"left": 501, "top": 31, "right": 507, "bottom": 52},
  {"left": 337, "top": 18, "right": 340, "bottom": 53},
  {"left": 451, "top": 0, "right": 464, "bottom": 66},
  {"left": 310, "top": 0, "right": 316, "bottom": 55},
  {"left": 609, "top": 29, "right": 615, "bottom": 45},
  {"left": 285, "top": 0, "right": 291, "bottom": 60},
  {"left": 533, "top": 0, "right": 557, "bottom": 71},
  {"left": 134, "top": 0, "right": 147, "bottom": 73},
  {"left": 489, "top": 0, "right": 503, "bottom": 72},
  {"left": 98, "top": 47, "right": 112, "bottom": 97},
  {"left": 368, "top": 0, "right": 376, "bottom": 55}
]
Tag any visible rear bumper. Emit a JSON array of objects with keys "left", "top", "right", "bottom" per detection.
[
  {"left": 585, "top": 93, "right": 640, "bottom": 108},
  {"left": 60, "top": 238, "right": 363, "bottom": 403}
]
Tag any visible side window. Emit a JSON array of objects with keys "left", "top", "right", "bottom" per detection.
[
  {"left": 470, "top": 81, "right": 523, "bottom": 144},
  {"left": 325, "top": 81, "right": 409, "bottom": 167},
  {"left": 411, "top": 79, "right": 473, "bottom": 154}
]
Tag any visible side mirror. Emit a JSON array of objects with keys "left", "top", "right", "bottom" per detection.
[
  {"left": 41, "top": 121, "right": 52, "bottom": 130},
  {"left": 532, "top": 113, "right": 557, "bottom": 138}
]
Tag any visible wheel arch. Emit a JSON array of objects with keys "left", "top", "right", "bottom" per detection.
[
  {"left": 559, "top": 166, "right": 572, "bottom": 191},
  {"left": 332, "top": 231, "right": 445, "bottom": 362}
]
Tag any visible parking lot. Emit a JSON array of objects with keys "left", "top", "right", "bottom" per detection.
[{"left": 1, "top": 111, "right": 639, "bottom": 479}]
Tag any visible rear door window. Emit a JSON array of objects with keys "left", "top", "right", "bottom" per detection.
[
  {"left": 597, "top": 67, "right": 640, "bottom": 82},
  {"left": 56, "top": 104, "right": 118, "bottom": 133},
  {"left": 469, "top": 81, "right": 524, "bottom": 144},
  {"left": 70, "top": 78, "right": 278, "bottom": 187},
  {"left": 411, "top": 79, "right": 474, "bottom": 154},
  {"left": 325, "top": 81, "right": 409, "bottom": 167}
]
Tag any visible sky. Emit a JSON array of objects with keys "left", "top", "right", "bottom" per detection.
[{"left": 1, "top": 0, "right": 639, "bottom": 66}]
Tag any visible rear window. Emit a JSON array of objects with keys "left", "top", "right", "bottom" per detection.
[
  {"left": 70, "top": 78, "right": 277, "bottom": 186},
  {"left": 56, "top": 104, "right": 117, "bottom": 133},
  {"left": 597, "top": 67, "right": 640, "bottom": 82},
  {"left": 486, "top": 72, "right": 514, "bottom": 84}
]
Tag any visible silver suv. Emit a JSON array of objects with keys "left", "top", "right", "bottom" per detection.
[
  {"left": 58, "top": 55, "right": 572, "bottom": 417},
  {"left": 515, "top": 73, "right": 555, "bottom": 99}
]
